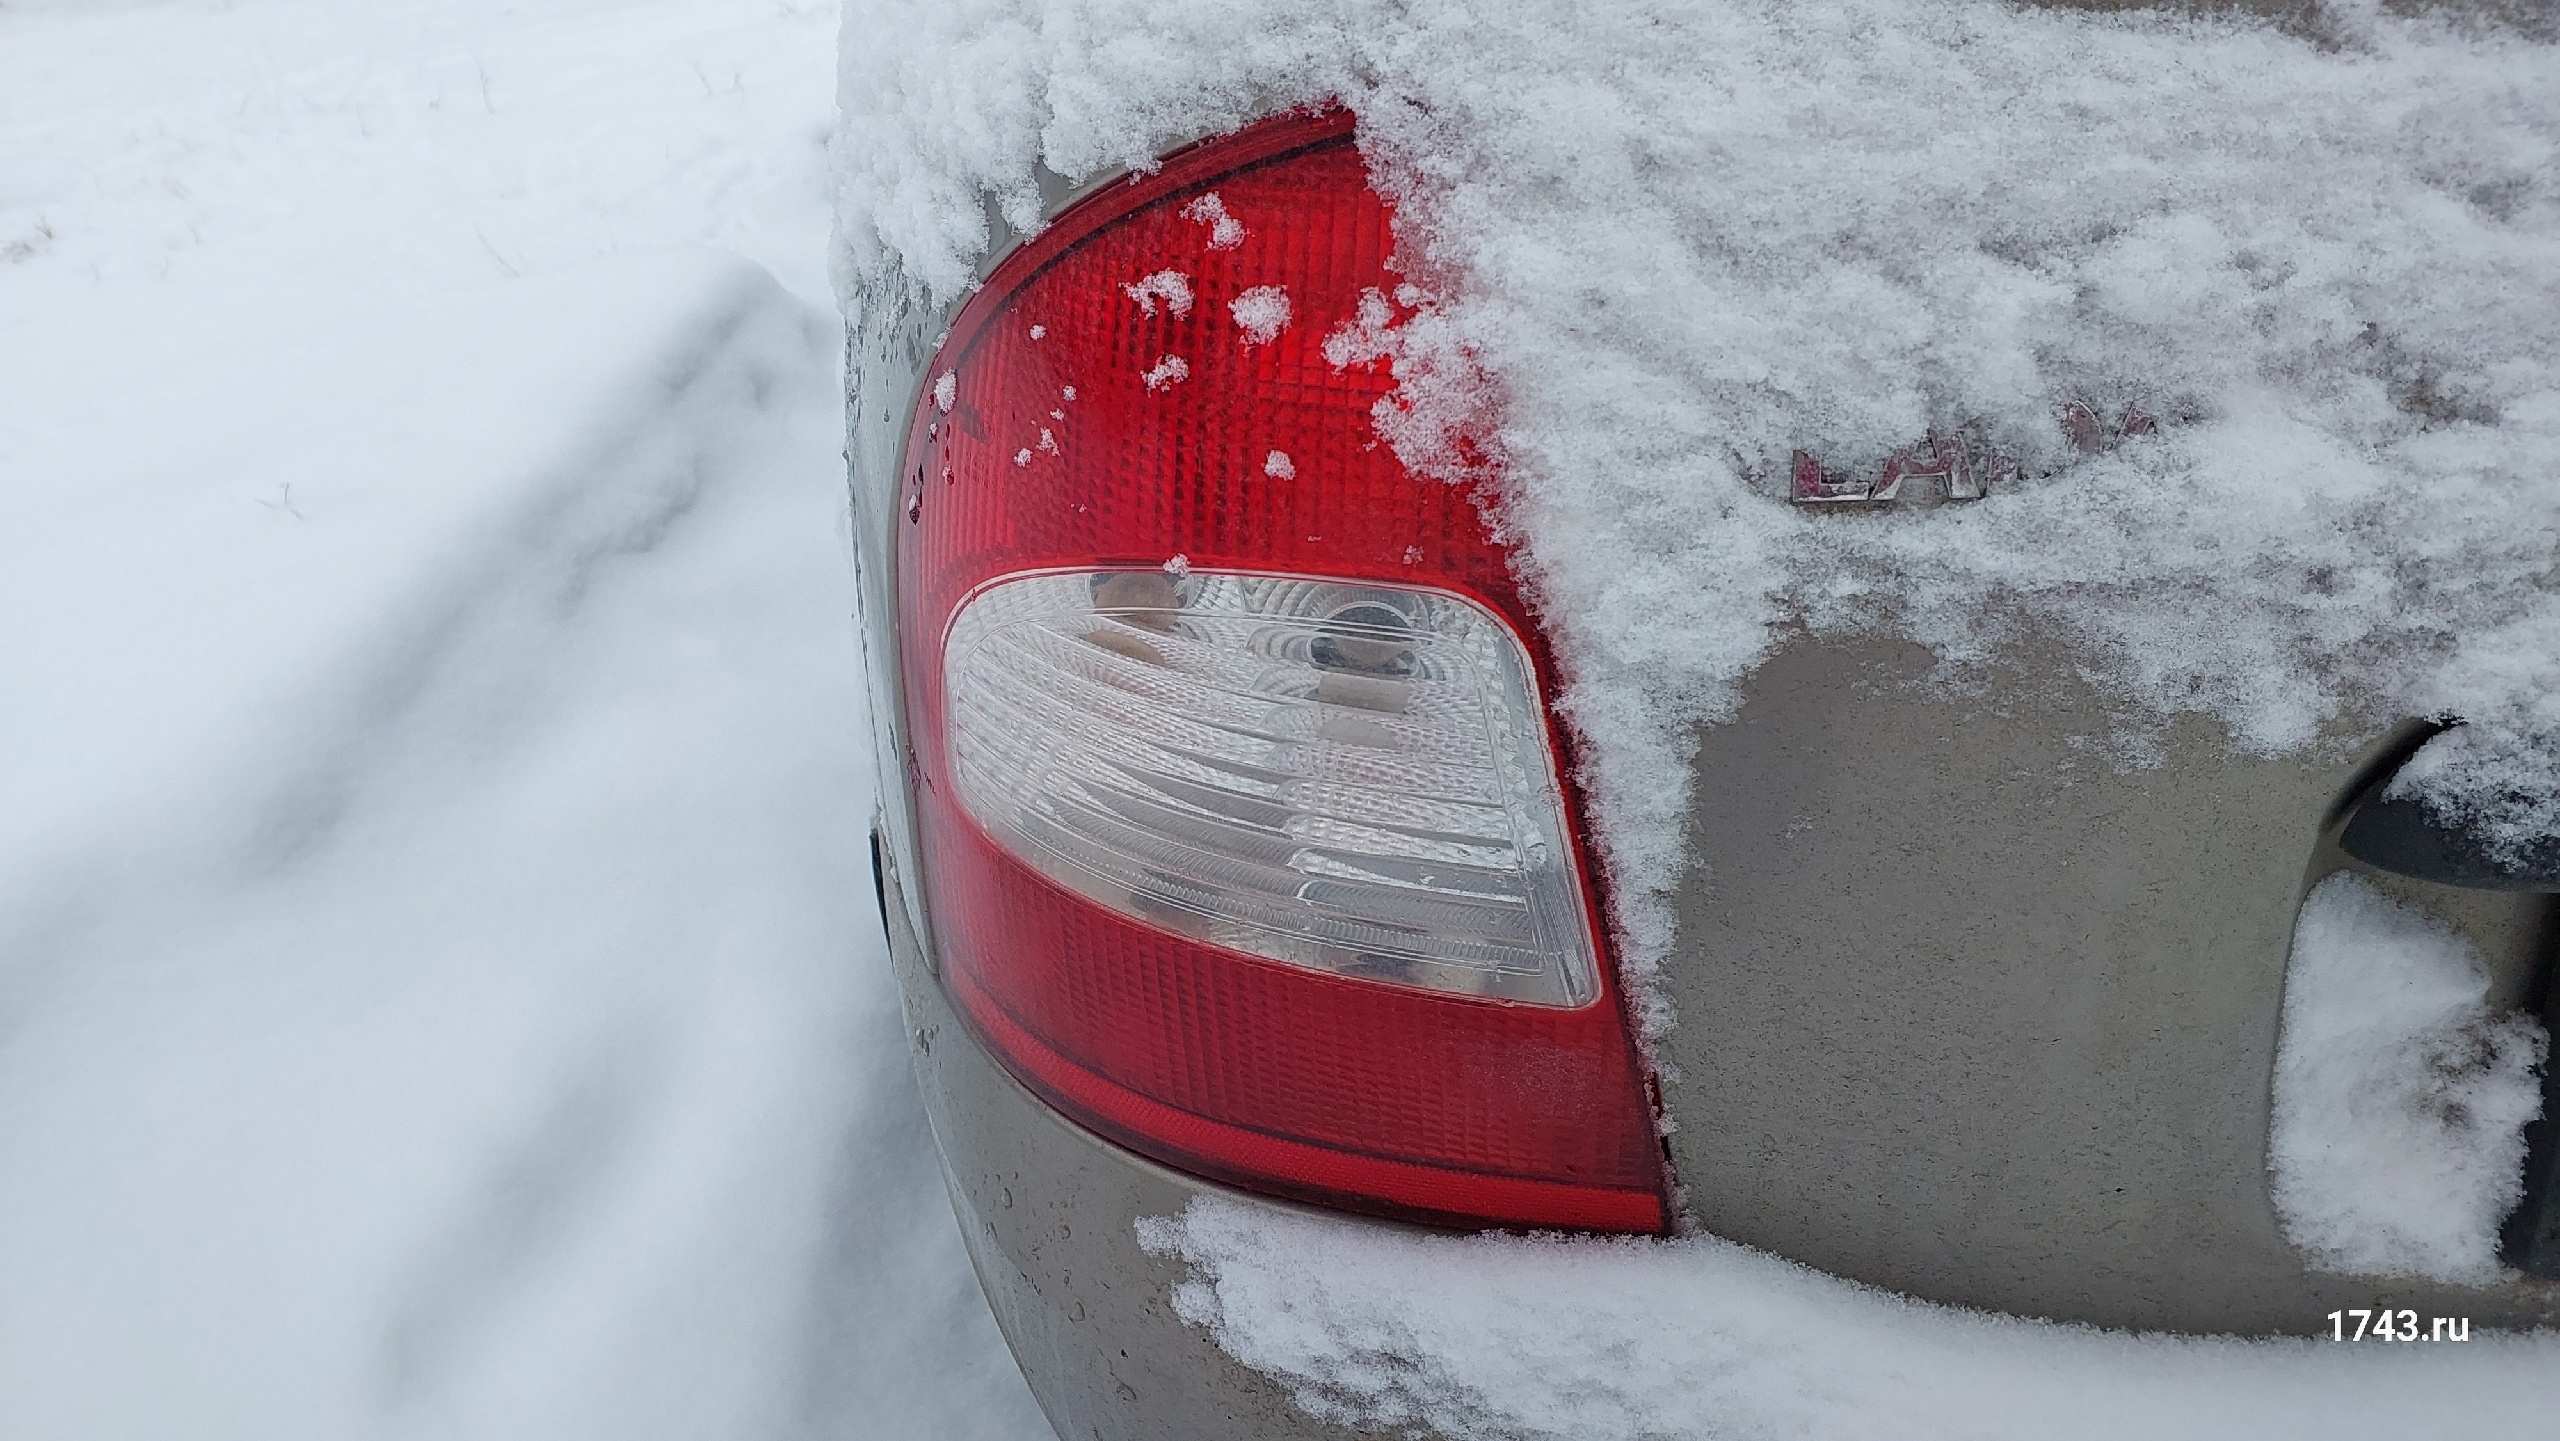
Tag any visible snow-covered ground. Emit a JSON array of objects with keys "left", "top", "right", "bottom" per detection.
[{"left": 0, "top": 2, "right": 1043, "bottom": 1436}]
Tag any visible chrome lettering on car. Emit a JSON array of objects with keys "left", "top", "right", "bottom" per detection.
[
  {"left": 1791, "top": 400, "right": 2158, "bottom": 508},
  {"left": 2060, "top": 397, "right": 2158, "bottom": 454},
  {"left": 1790, "top": 424, "right": 2013, "bottom": 507}
]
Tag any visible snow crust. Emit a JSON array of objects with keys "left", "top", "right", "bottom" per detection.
[
  {"left": 2271, "top": 874, "right": 2547, "bottom": 1283},
  {"left": 1140, "top": 1193, "right": 2560, "bottom": 1440},
  {"left": 835, "top": 0, "right": 2560, "bottom": 1043}
]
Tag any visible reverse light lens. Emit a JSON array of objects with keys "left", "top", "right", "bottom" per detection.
[{"left": 946, "top": 569, "right": 1599, "bottom": 1006}]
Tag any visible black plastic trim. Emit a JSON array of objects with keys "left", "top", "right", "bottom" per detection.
[
  {"left": 2340, "top": 791, "right": 2560, "bottom": 893},
  {"left": 2500, "top": 912, "right": 2560, "bottom": 1278}
]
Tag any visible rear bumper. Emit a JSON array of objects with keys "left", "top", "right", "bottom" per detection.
[
  {"left": 879, "top": 841, "right": 1375, "bottom": 1441},
  {"left": 882, "top": 823, "right": 2560, "bottom": 1441}
]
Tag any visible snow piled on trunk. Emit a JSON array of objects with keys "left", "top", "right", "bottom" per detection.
[
  {"left": 1139, "top": 1193, "right": 2560, "bottom": 1441},
  {"left": 2271, "top": 874, "right": 2547, "bottom": 1284},
  {"left": 833, "top": 0, "right": 2560, "bottom": 1040}
]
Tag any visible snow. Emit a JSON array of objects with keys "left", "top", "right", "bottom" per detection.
[
  {"left": 1141, "top": 1193, "right": 2560, "bottom": 1441},
  {"left": 1, "top": 2, "right": 1042, "bottom": 1437},
  {"left": 1141, "top": 353, "right": 1192, "bottom": 390},
  {"left": 2270, "top": 874, "right": 2547, "bottom": 1284},
  {"left": 1182, "top": 191, "right": 1248, "bottom": 249},
  {"left": 832, "top": 0, "right": 2560, "bottom": 1055},
  {"left": 1320, "top": 286, "right": 1401, "bottom": 371},
  {"left": 2388, "top": 691, "right": 2560, "bottom": 869},
  {"left": 1122, "top": 267, "right": 1196, "bottom": 317},
  {"left": 1264, "top": 449, "right": 1296, "bottom": 479},
  {"left": 1228, "top": 283, "right": 1292, "bottom": 344}
]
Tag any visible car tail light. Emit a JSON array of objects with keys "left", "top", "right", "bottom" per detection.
[{"left": 896, "top": 107, "right": 1667, "bottom": 1232}]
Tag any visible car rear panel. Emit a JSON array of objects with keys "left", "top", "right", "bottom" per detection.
[{"left": 1649, "top": 627, "right": 2560, "bottom": 1333}]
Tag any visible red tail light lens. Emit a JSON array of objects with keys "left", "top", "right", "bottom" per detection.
[{"left": 897, "top": 108, "right": 1668, "bottom": 1232}]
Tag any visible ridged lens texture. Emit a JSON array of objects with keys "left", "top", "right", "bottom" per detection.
[
  {"left": 945, "top": 570, "right": 1600, "bottom": 1006},
  {"left": 898, "top": 109, "right": 1667, "bottom": 1232}
]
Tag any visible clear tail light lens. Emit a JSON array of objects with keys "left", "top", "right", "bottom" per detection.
[
  {"left": 945, "top": 569, "right": 1599, "bottom": 1007},
  {"left": 897, "top": 108, "right": 1667, "bottom": 1232}
]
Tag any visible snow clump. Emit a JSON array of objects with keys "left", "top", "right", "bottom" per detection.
[
  {"left": 1121, "top": 268, "right": 1194, "bottom": 317},
  {"left": 1228, "top": 284, "right": 1291, "bottom": 344},
  {"left": 1181, "top": 191, "right": 1246, "bottom": 248},
  {"left": 1319, "top": 286, "right": 1399, "bottom": 371},
  {"left": 2270, "top": 874, "right": 2546, "bottom": 1284}
]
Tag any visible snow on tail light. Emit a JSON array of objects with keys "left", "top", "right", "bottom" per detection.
[
  {"left": 893, "top": 108, "right": 1667, "bottom": 1233},
  {"left": 943, "top": 569, "right": 1599, "bottom": 1007}
]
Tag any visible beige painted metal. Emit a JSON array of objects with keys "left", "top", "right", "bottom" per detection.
[{"left": 1655, "top": 630, "right": 2558, "bottom": 1333}]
